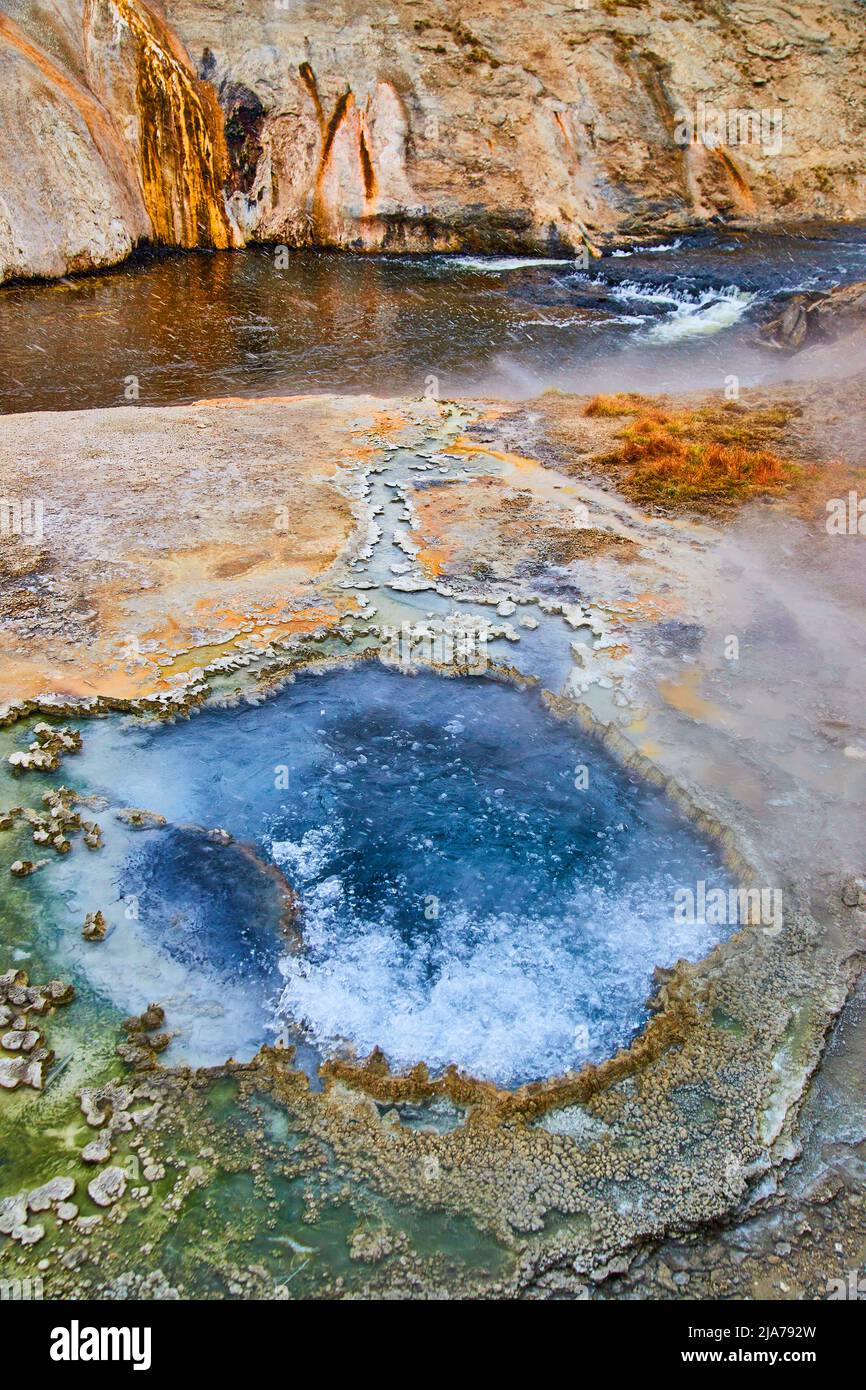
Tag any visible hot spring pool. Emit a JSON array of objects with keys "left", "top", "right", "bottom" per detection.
[{"left": 17, "top": 665, "right": 735, "bottom": 1086}]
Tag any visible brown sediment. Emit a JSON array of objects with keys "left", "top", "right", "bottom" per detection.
[
  {"left": 320, "top": 89, "right": 353, "bottom": 168},
  {"left": 298, "top": 61, "right": 324, "bottom": 128}
]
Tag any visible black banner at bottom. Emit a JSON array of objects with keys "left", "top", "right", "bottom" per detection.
[{"left": 2, "top": 1294, "right": 857, "bottom": 1374}]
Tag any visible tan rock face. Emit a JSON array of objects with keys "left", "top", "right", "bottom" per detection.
[
  {"left": 0, "top": 7, "right": 149, "bottom": 282},
  {"left": 118, "top": 0, "right": 866, "bottom": 249},
  {"left": 0, "top": 0, "right": 865, "bottom": 280},
  {"left": 0, "top": 0, "right": 237, "bottom": 284}
]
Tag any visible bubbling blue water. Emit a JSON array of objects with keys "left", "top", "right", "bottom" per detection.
[{"left": 67, "top": 665, "right": 734, "bottom": 1085}]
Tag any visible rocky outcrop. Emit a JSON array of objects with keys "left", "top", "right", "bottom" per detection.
[
  {"left": 0, "top": 0, "right": 237, "bottom": 283},
  {"left": 760, "top": 279, "right": 866, "bottom": 350},
  {"left": 0, "top": 6, "right": 149, "bottom": 282},
  {"left": 181, "top": 0, "right": 866, "bottom": 254},
  {"left": 1, "top": 0, "right": 865, "bottom": 281}
]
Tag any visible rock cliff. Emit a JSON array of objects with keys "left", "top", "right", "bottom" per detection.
[{"left": 1, "top": 0, "right": 865, "bottom": 282}]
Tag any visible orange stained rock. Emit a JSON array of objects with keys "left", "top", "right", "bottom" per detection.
[
  {"left": 444, "top": 438, "right": 542, "bottom": 473},
  {"left": 415, "top": 545, "right": 448, "bottom": 578},
  {"left": 0, "top": 603, "right": 345, "bottom": 704},
  {"left": 714, "top": 149, "right": 755, "bottom": 209},
  {"left": 0, "top": 396, "right": 372, "bottom": 705},
  {"left": 659, "top": 668, "right": 727, "bottom": 726},
  {"left": 85, "top": 0, "right": 235, "bottom": 249},
  {"left": 612, "top": 590, "right": 684, "bottom": 623},
  {"left": 371, "top": 410, "right": 413, "bottom": 437},
  {"left": 407, "top": 485, "right": 474, "bottom": 578}
]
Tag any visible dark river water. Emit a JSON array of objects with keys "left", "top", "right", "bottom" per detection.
[{"left": 1, "top": 223, "right": 865, "bottom": 412}]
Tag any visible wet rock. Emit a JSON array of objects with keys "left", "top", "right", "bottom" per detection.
[
  {"left": 0, "top": 1193, "right": 27, "bottom": 1234},
  {"left": 7, "top": 725, "right": 82, "bottom": 776},
  {"left": 760, "top": 282, "right": 866, "bottom": 352},
  {"left": 47, "top": 980, "right": 75, "bottom": 1005},
  {"left": 116, "top": 808, "right": 167, "bottom": 830},
  {"left": 82, "top": 823, "right": 103, "bottom": 850},
  {"left": 27, "top": 1176, "right": 75, "bottom": 1212},
  {"left": 82, "top": 910, "right": 107, "bottom": 942},
  {"left": 42, "top": 785, "right": 77, "bottom": 812},
  {"left": 74, "top": 1215, "right": 102, "bottom": 1235},
  {"left": 81, "top": 1134, "right": 113, "bottom": 1164},
  {"left": 34, "top": 723, "right": 81, "bottom": 753},
  {"left": 124, "top": 1004, "right": 165, "bottom": 1033},
  {"left": 79, "top": 1082, "right": 133, "bottom": 1129},
  {"left": 1, "top": 1029, "right": 40, "bottom": 1051},
  {"left": 13, "top": 1221, "right": 44, "bottom": 1246},
  {"left": 8, "top": 748, "right": 58, "bottom": 774},
  {"left": 349, "top": 1226, "right": 399, "bottom": 1263},
  {"left": 0, "top": 973, "right": 71, "bottom": 1089},
  {"left": 589, "top": 1253, "right": 634, "bottom": 1283},
  {"left": 0, "top": 1050, "right": 51, "bottom": 1090},
  {"left": 87, "top": 1166, "right": 127, "bottom": 1208},
  {"left": 841, "top": 877, "right": 866, "bottom": 909},
  {"left": 117, "top": 1004, "right": 170, "bottom": 1070},
  {"left": 116, "top": 1042, "right": 153, "bottom": 1066}
]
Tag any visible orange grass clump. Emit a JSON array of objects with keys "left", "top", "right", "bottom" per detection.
[
  {"left": 582, "top": 392, "right": 651, "bottom": 418},
  {"left": 593, "top": 403, "right": 799, "bottom": 509}
]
